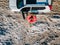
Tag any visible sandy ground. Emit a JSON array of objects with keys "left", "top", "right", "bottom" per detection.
[
  {"left": 0, "top": 7, "right": 60, "bottom": 45},
  {"left": 0, "top": 0, "right": 60, "bottom": 45}
]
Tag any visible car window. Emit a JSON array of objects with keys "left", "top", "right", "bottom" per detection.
[
  {"left": 26, "top": 0, "right": 36, "bottom": 4},
  {"left": 17, "top": 0, "right": 24, "bottom": 9},
  {"left": 26, "top": 0, "right": 48, "bottom": 5},
  {"left": 37, "top": 0, "right": 48, "bottom": 5}
]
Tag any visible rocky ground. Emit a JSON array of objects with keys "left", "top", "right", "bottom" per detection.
[{"left": 0, "top": 7, "right": 60, "bottom": 45}]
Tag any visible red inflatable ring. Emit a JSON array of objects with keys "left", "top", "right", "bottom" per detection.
[{"left": 26, "top": 14, "right": 37, "bottom": 24}]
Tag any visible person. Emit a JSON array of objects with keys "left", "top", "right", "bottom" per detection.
[
  {"left": 21, "top": 11, "right": 28, "bottom": 19},
  {"left": 21, "top": 7, "right": 30, "bottom": 19}
]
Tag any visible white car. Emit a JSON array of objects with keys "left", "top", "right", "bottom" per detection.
[{"left": 9, "top": 0, "right": 52, "bottom": 13}]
